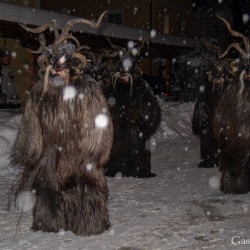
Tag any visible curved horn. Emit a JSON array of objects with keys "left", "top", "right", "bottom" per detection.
[
  {"left": 219, "top": 42, "right": 247, "bottom": 59},
  {"left": 218, "top": 15, "right": 249, "bottom": 50},
  {"left": 95, "top": 10, "right": 109, "bottom": 28},
  {"left": 43, "top": 65, "right": 53, "bottom": 93},
  {"left": 37, "top": 55, "right": 48, "bottom": 80},
  {"left": 19, "top": 20, "right": 59, "bottom": 37},
  {"left": 62, "top": 10, "right": 108, "bottom": 35},
  {"left": 104, "top": 51, "right": 120, "bottom": 58},
  {"left": 72, "top": 51, "right": 88, "bottom": 69},
  {"left": 99, "top": 49, "right": 119, "bottom": 58},
  {"left": 106, "top": 37, "right": 123, "bottom": 50},
  {"left": 76, "top": 45, "right": 91, "bottom": 52},
  {"left": 37, "top": 54, "right": 48, "bottom": 69},
  {"left": 27, "top": 33, "right": 51, "bottom": 54}
]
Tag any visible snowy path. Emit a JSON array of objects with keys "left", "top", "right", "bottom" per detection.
[{"left": 1, "top": 135, "right": 250, "bottom": 250}]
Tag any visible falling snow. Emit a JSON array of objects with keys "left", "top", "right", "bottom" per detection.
[
  {"left": 108, "top": 96, "right": 116, "bottom": 106},
  {"left": 127, "top": 40, "right": 135, "bottom": 49},
  {"left": 131, "top": 48, "right": 138, "bottom": 56},
  {"left": 62, "top": 86, "right": 77, "bottom": 100},
  {"left": 86, "top": 163, "right": 93, "bottom": 171},
  {"left": 122, "top": 58, "right": 133, "bottom": 69},
  {"left": 150, "top": 29, "right": 156, "bottom": 38},
  {"left": 0, "top": 102, "right": 250, "bottom": 249},
  {"left": 243, "top": 14, "right": 249, "bottom": 24},
  {"left": 95, "top": 113, "right": 109, "bottom": 128}
]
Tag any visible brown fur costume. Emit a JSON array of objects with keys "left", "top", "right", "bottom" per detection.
[
  {"left": 11, "top": 17, "right": 113, "bottom": 235},
  {"left": 213, "top": 75, "right": 250, "bottom": 194},
  {"left": 213, "top": 16, "right": 250, "bottom": 194}
]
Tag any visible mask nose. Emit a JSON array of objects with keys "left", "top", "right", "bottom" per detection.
[{"left": 55, "top": 64, "right": 64, "bottom": 72}]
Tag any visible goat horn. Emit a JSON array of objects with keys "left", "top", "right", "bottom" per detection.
[
  {"left": 37, "top": 55, "right": 48, "bottom": 69},
  {"left": 219, "top": 42, "right": 247, "bottom": 59},
  {"left": 62, "top": 10, "right": 108, "bottom": 35},
  {"left": 76, "top": 45, "right": 91, "bottom": 52},
  {"left": 27, "top": 33, "right": 51, "bottom": 54},
  {"left": 100, "top": 49, "right": 119, "bottom": 58},
  {"left": 106, "top": 37, "right": 123, "bottom": 50},
  {"left": 72, "top": 51, "right": 87, "bottom": 69},
  {"left": 19, "top": 20, "right": 59, "bottom": 37},
  {"left": 218, "top": 15, "right": 249, "bottom": 51}
]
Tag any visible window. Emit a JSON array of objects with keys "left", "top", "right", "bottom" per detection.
[
  {"left": 164, "top": 15, "right": 169, "bottom": 34},
  {"left": 106, "top": 9, "right": 124, "bottom": 25}
]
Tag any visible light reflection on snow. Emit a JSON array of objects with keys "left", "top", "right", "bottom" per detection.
[{"left": 0, "top": 101, "right": 249, "bottom": 248}]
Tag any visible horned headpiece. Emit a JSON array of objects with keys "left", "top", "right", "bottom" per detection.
[
  {"left": 218, "top": 15, "right": 250, "bottom": 98},
  {"left": 20, "top": 11, "right": 108, "bottom": 90},
  {"left": 102, "top": 37, "right": 146, "bottom": 93},
  {"left": 218, "top": 16, "right": 250, "bottom": 63}
]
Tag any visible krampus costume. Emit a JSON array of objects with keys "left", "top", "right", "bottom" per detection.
[
  {"left": 213, "top": 16, "right": 250, "bottom": 194},
  {"left": 192, "top": 78, "right": 218, "bottom": 168},
  {"left": 213, "top": 68, "right": 250, "bottom": 194},
  {"left": 192, "top": 61, "right": 230, "bottom": 168},
  {"left": 102, "top": 42, "right": 161, "bottom": 178},
  {"left": 11, "top": 17, "right": 113, "bottom": 235}
]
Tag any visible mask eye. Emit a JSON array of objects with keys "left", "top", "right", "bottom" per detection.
[{"left": 58, "top": 55, "right": 66, "bottom": 65}]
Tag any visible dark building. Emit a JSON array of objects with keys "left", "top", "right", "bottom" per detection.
[{"left": 0, "top": 0, "right": 197, "bottom": 105}]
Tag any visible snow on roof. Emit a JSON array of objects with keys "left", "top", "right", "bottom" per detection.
[{"left": 0, "top": 2, "right": 196, "bottom": 49}]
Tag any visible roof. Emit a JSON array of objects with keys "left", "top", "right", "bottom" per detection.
[{"left": 0, "top": 2, "right": 197, "bottom": 58}]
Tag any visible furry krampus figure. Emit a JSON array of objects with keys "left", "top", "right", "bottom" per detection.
[
  {"left": 101, "top": 40, "right": 161, "bottom": 178},
  {"left": 213, "top": 16, "right": 250, "bottom": 194},
  {"left": 10, "top": 15, "right": 113, "bottom": 235},
  {"left": 192, "top": 59, "right": 232, "bottom": 168}
]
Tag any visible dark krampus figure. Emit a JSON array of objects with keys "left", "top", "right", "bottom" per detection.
[
  {"left": 213, "top": 16, "right": 250, "bottom": 194},
  {"left": 192, "top": 60, "right": 231, "bottom": 168},
  {"left": 10, "top": 15, "right": 113, "bottom": 235},
  {"left": 192, "top": 80, "right": 219, "bottom": 168},
  {"left": 101, "top": 40, "right": 161, "bottom": 178}
]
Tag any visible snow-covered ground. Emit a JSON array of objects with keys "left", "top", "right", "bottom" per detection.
[{"left": 0, "top": 101, "right": 250, "bottom": 250}]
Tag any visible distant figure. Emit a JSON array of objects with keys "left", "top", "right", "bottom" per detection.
[
  {"left": 100, "top": 41, "right": 161, "bottom": 178},
  {"left": 192, "top": 63, "right": 230, "bottom": 168},
  {"left": 192, "top": 79, "right": 219, "bottom": 168}
]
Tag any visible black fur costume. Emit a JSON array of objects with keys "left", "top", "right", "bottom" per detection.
[
  {"left": 102, "top": 44, "right": 161, "bottom": 178},
  {"left": 192, "top": 63, "right": 230, "bottom": 168},
  {"left": 11, "top": 19, "right": 113, "bottom": 235}
]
